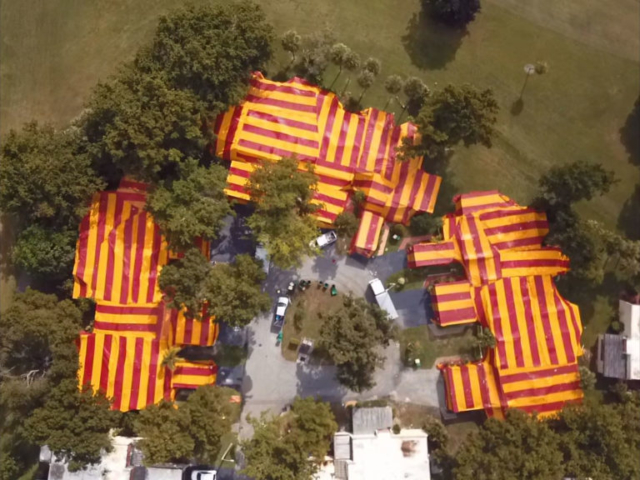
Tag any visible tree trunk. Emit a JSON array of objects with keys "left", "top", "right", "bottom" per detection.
[{"left": 341, "top": 77, "right": 351, "bottom": 97}]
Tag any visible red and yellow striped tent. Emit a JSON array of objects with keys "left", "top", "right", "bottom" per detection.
[
  {"left": 73, "top": 180, "right": 219, "bottom": 411},
  {"left": 214, "top": 73, "right": 442, "bottom": 256},
  {"left": 410, "top": 191, "right": 583, "bottom": 418}
]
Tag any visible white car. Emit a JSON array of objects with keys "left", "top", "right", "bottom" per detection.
[
  {"left": 191, "top": 470, "right": 216, "bottom": 480},
  {"left": 309, "top": 230, "right": 337, "bottom": 249},
  {"left": 273, "top": 296, "right": 290, "bottom": 327}
]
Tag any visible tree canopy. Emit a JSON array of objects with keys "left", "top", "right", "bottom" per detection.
[
  {"left": 135, "top": 386, "right": 239, "bottom": 465},
  {"left": 137, "top": 1, "right": 274, "bottom": 113},
  {"left": 202, "top": 254, "right": 271, "bottom": 328},
  {"left": 247, "top": 158, "right": 320, "bottom": 269},
  {"left": 146, "top": 160, "right": 233, "bottom": 251},
  {"left": 0, "top": 122, "right": 104, "bottom": 229},
  {"left": 158, "top": 248, "right": 212, "bottom": 319},
  {"left": 423, "top": 0, "right": 481, "bottom": 28},
  {"left": 538, "top": 160, "right": 617, "bottom": 207},
  {"left": 319, "top": 296, "right": 396, "bottom": 392},
  {"left": 242, "top": 397, "right": 337, "bottom": 480}
]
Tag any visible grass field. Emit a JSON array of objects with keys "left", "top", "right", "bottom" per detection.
[
  {"left": 399, "top": 325, "right": 476, "bottom": 368},
  {"left": 1, "top": 2, "right": 638, "bottom": 333}
]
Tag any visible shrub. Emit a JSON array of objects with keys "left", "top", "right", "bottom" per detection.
[
  {"left": 392, "top": 424, "right": 401, "bottom": 434},
  {"left": 611, "top": 320, "right": 625, "bottom": 334}
]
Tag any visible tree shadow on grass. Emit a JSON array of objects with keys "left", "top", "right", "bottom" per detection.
[
  {"left": 402, "top": 9, "right": 467, "bottom": 70},
  {"left": 619, "top": 96, "right": 640, "bottom": 167},
  {"left": 617, "top": 184, "right": 640, "bottom": 241}
]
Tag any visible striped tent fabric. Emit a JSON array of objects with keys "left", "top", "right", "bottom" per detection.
[
  {"left": 73, "top": 180, "right": 219, "bottom": 411},
  {"left": 350, "top": 211, "right": 384, "bottom": 258},
  {"left": 171, "top": 361, "right": 218, "bottom": 390},
  {"left": 412, "top": 191, "right": 583, "bottom": 418},
  {"left": 214, "top": 73, "right": 442, "bottom": 256}
]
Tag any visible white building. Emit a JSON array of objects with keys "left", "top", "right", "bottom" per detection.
[
  {"left": 597, "top": 299, "right": 640, "bottom": 380},
  {"left": 316, "top": 407, "right": 431, "bottom": 480}
]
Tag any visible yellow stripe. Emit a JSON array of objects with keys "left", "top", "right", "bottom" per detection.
[{"left": 137, "top": 339, "right": 151, "bottom": 408}]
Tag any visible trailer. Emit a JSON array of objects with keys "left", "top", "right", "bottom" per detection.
[{"left": 368, "top": 278, "right": 399, "bottom": 320}]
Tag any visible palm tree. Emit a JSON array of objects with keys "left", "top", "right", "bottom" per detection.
[
  {"left": 384, "top": 75, "right": 404, "bottom": 110},
  {"left": 329, "top": 43, "right": 351, "bottom": 89},
  {"left": 340, "top": 51, "right": 361, "bottom": 96},
  {"left": 281, "top": 30, "right": 302, "bottom": 64},
  {"left": 161, "top": 347, "right": 183, "bottom": 372},
  {"left": 363, "top": 57, "right": 382, "bottom": 77},
  {"left": 357, "top": 70, "right": 376, "bottom": 103}
]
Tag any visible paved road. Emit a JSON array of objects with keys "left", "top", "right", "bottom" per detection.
[{"left": 238, "top": 247, "right": 443, "bottom": 440}]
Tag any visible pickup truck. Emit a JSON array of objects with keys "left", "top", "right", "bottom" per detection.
[
  {"left": 309, "top": 230, "right": 338, "bottom": 249},
  {"left": 368, "top": 278, "right": 399, "bottom": 320}
]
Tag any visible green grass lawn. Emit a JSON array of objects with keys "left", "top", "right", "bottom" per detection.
[
  {"left": 1, "top": 0, "right": 638, "bottom": 351},
  {"left": 399, "top": 325, "right": 476, "bottom": 368},
  {"left": 281, "top": 286, "right": 343, "bottom": 362}
]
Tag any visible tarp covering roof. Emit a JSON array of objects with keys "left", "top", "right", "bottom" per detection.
[
  {"left": 214, "top": 73, "right": 442, "bottom": 256},
  {"left": 408, "top": 191, "right": 583, "bottom": 418},
  {"left": 73, "top": 180, "right": 218, "bottom": 411},
  {"left": 350, "top": 211, "right": 384, "bottom": 258}
]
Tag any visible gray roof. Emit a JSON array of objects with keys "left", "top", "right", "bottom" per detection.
[
  {"left": 334, "top": 433, "right": 352, "bottom": 460},
  {"left": 352, "top": 407, "right": 393, "bottom": 435},
  {"left": 602, "top": 334, "right": 627, "bottom": 379}
]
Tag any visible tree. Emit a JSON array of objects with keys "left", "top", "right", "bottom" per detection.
[
  {"left": 247, "top": 158, "right": 320, "bottom": 269},
  {"left": 329, "top": 43, "right": 351, "bottom": 88},
  {"left": 138, "top": 1, "right": 274, "bottom": 113},
  {"left": 403, "top": 84, "right": 498, "bottom": 161},
  {"left": 242, "top": 397, "right": 337, "bottom": 480},
  {"left": 294, "top": 29, "right": 336, "bottom": 85},
  {"left": 0, "top": 289, "right": 82, "bottom": 375},
  {"left": 409, "top": 213, "right": 442, "bottom": 236},
  {"left": 402, "top": 76, "right": 430, "bottom": 116},
  {"left": 384, "top": 75, "right": 404, "bottom": 110},
  {"left": 0, "top": 122, "right": 104, "bottom": 229},
  {"left": 319, "top": 296, "right": 396, "bottom": 392},
  {"left": 161, "top": 347, "right": 183, "bottom": 372},
  {"left": 282, "top": 30, "right": 302, "bottom": 63},
  {"left": 363, "top": 57, "right": 382, "bottom": 77},
  {"left": 83, "top": 68, "right": 205, "bottom": 183},
  {"left": 202, "top": 254, "right": 271, "bottom": 328},
  {"left": 340, "top": 51, "right": 361, "bottom": 96},
  {"left": 453, "top": 409, "right": 563, "bottom": 480},
  {"left": 423, "top": 0, "right": 481, "bottom": 28},
  {"left": 578, "top": 366, "right": 596, "bottom": 391},
  {"left": 25, "top": 379, "right": 118, "bottom": 472},
  {"left": 356, "top": 69, "right": 376, "bottom": 102},
  {"left": 158, "top": 248, "right": 211, "bottom": 319},
  {"left": 12, "top": 225, "right": 78, "bottom": 282},
  {"left": 538, "top": 161, "right": 617, "bottom": 207},
  {"left": 146, "top": 160, "right": 233, "bottom": 252},
  {"left": 334, "top": 211, "right": 359, "bottom": 239},
  {"left": 135, "top": 400, "right": 194, "bottom": 465},
  {"left": 552, "top": 400, "right": 640, "bottom": 480}
]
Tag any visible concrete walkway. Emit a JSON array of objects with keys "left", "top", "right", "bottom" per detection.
[{"left": 238, "top": 247, "right": 443, "bottom": 439}]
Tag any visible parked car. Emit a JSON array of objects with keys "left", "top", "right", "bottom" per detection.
[
  {"left": 186, "top": 467, "right": 217, "bottom": 480},
  {"left": 273, "top": 297, "right": 290, "bottom": 328},
  {"left": 309, "top": 230, "right": 337, "bottom": 249},
  {"left": 368, "top": 278, "right": 399, "bottom": 320},
  {"left": 297, "top": 338, "right": 314, "bottom": 363}
]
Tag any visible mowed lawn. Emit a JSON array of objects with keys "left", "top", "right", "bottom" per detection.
[{"left": 1, "top": 0, "right": 639, "bottom": 323}]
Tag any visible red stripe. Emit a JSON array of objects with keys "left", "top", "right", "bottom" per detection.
[
  {"left": 146, "top": 226, "right": 162, "bottom": 304},
  {"left": 237, "top": 139, "right": 316, "bottom": 162},
  {"left": 128, "top": 338, "right": 144, "bottom": 411},
  {"left": 104, "top": 196, "right": 124, "bottom": 302},
  {"left": 413, "top": 241, "right": 455, "bottom": 253},
  {"left": 119, "top": 179, "right": 148, "bottom": 192},
  {"left": 505, "top": 380, "right": 581, "bottom": 401},
  {"left": 476, "top": 364, "right": 493, "bottom": 415},
  {"left": 82, "top": 334, "right": 96, "bottom": 387},
  {"left": 386, "top": 159, "right": 412, "bottom": 222},
  {"left": 163, "top": 360, "right": 172, "bottom": 401},
  {"left": 501, "top": 259, "right": 569, "bottom": 269},
  {"left": 96, "top": 305, "right": 160, "bottom": 316},
  {"left": 99, "top": 334, "right": 113, "bottom": 394},
  {"left": 251, "top": 79, "right": 316, "bottom": 97},
  {"left": 226, "top": 183, "right": 249, "bottom": 195},
  {"left": 445, "top": 368, "right": 459, "bottom": 412},
  {"left": 500, "top": 363, "right": 578, "bottom": 384},
  {"left": 385, "top": 125, "right": 403, "bottom": 181},
  {"left": 418, "top": 173, "right": 439, "bottom": 213},
  {"left": 517, "top": 398, "right": 581, "bottom": 415},
  {"left": 433, "top": 291, "right": 471, "bottom": 303},
  {"left": 319, "top": 97, "right": 339, "bottom": 161},
  {"left": 363, "top": 215, "right": 382, "bottom": 251},
  {"left": 243, "top": 123, "right": 319, "bottom": 149},
  {"left": 245, "top": 95, "right": 317, "bottom": 113},
  {"left": 534, "top": 276, "right": 559, "bottom": 364},
  {"left": 146, "top": 341, "right": 160, "bottom": 406},
  {"left": 519, "top": 278, "right": 542, "bottom": 367},
  {"left": 349, "top": 116, "right": 367, "bottom": 169},
  {"left": 436, "top": 307, "right": 477, "bottom": 326},
  {"left": 315, "top": 158, "right": 354, "bottom": 173},
  {"left": 357, "top": 110, "right": 380, "bottom": 171},
  {"left": 222, "top": 106, "right": 243, "bottom": 160},
  {"left": 374, "top": 114, "right": 394, "bottom": 173},
  {"left": 488, "top": 283, "right": 508, "bottom": 369},
  {"left": 90, "top": 194, "right": 110, "bottom": 295},
  {"left": 313, "top": 192, "right": 347, "bottom": 208},
  {"left": 200, "top": 318, "right": 211, "bottom": 346},
  {"left": 229, "top": 166, "right": 251, "bottom": 179},
  {"left": 410, "top": 257, "right": 455, "bottom": 268},
  {"left": 491, "top": 236, "right": 545, "bottom": 251},
  {"left": 93, "top": 321, "right": 157, "bottom": 332},
  {"left": 403, "top": 171, "right": 426, "bottom": 223},
  {"left": 314, "top": 209, "right": 338, "bottom": 222},
  {"left": 112, "top": 336, "right": 128, "bottom": 410},
  {"left": 553, "top": 286, "right": 576, "bottom": 364},
  {"left": 184, "top": 316, "right": 194, "bottom": 344},
  {"left": 466, "top": 215, "right": 490, "bottom": 282},
  {"left": 472, "top": 285, "right": 487, "bottom": 327},
  {"left": 330, "top": 113, "right": 349, "bottom": 166},
  {"left": 213, "top": 112, "right": 225, "bottom": 136},
  {"left": 119, "top": 208, "right": 136, "bottom": 304},
  {"left": 479, "top": 207, "right": 540, "bottom": 221},
  {"left": 173, "top": 365, "right": 215, "bottom": 376},
  {"left": 317, "top": 175, "right": 351, "bottom": 188},
  {"left": 352, "top": 179, "right": 393, "bottom": 194},
  {"left": 484, "top": 220, "right": 548, "bottom": 236},
  {"left": 246, "top": 109, "right": 317, "bottom": 132},
  {"left": 503, "top": 279, "right": 525, "bottom": 368},
  {"left": 460, "top": 365, "right": 476, "bottom": 409},
  {"left": 131, "top": 211, "right": 147, "bottom": 304}
]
